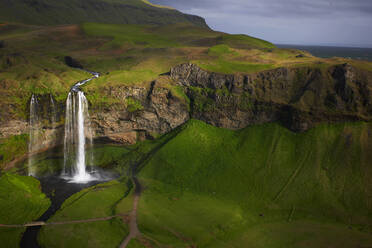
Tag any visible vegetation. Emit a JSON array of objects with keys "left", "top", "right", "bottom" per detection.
[
  {"left": 0, "top": 134, "right": 28, "bottom": 168},
  {"left": 2, "top": 20, "right": 370, "bottom": 117},
  {"left": 39, "top": 179, "right": 132, "bottom": 248},
  {"left": 126, "top": 97, "right": 144, "bottom": 112},
  {"left": 0, "top": 173, "right": 50, "bottom": 247},
  {"left": 11, "top": 145, "right": 132, "bottom": 175},
  {"left": 0, "top": 4, "right": 372, "bottom": 247},
  {"left": 0, "top": 0, "right": 207, "bottom": 27},
  {"left": 2, "top": 118, "right": 372, "bottom": 247},
  {"left": 136, "top": 119, "right": 372, "bottom": 247}
]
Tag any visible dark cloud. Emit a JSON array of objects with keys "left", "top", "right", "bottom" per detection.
[{"left": 151, "top": 0, "right": 372, "bottom": 47}]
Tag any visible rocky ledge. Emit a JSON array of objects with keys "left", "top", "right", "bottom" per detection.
[{"left": 171, "top": 63, "right": 372, "bottom": 131}]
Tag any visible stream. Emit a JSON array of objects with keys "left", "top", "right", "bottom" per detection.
[{"left": 20, "top": 176, "right": 103, "bottom": 248}]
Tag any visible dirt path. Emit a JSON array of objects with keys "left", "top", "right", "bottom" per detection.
[
  {"left": 120, "top": 177, "right": 141, "bottom": 248},
  {"left": 0, "top": 214, "right": 128, "bottom": 228}
]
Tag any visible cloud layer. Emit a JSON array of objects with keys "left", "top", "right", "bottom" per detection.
[{"left": 152, "top": 0, "right": 372, "bottom": 47}]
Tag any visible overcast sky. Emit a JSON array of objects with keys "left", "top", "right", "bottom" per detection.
[{"left": 151, "top": 0, "right": 372, "bottom": 47}]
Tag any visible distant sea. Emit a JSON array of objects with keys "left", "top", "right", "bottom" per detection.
[{"left": 276, "top": 44, "right": 372, "bottom": 62}]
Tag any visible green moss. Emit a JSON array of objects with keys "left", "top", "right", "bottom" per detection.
[
  {"left": 208, "top": 44, "right": 235, "bottom": 56},
  {"left": 238, "top": 93, "right": 253, "bottom": 110},
  {"left": 126, "top": 97, "right": 144, "bottom": 113},
  {"left": 169, "top": 85, "right": 190, "bottom": 109},
  {"left": 195, "top": 59, "right": 275, "bottom": 74}
]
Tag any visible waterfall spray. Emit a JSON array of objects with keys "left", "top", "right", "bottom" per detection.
[{"left": 28, "top": 94, "right": 39, "bottom": 176}]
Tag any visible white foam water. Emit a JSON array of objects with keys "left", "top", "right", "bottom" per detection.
[{"left": 62, "top": 72, "right": 99, "bottom": 183}]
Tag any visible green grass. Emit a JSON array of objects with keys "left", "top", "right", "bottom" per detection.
[
  {"left": 0, "top": 134, "right": 28, "bottom": 169},
  {"left": 0, "top": 173, "right": 50, "bottom": 247},
  {"left": 222, "top": 34, "right": 276, "bottom": 49},
  {"left": 83, "top": 23, "right": 180, "bottom": 49},
  {"left": 141, "top": 0, "right": 174, "bottom": 9},
  {"left": 7, "top": 120, "right": 372, "bottom": 248},
  {"left": 82, "top": 22, "right": 274, "bottom": 51},
  {"left": 0, "top": 0, "right": 207, "bottom": 27},
  {"left": 208, "top": 44, "right": 236, "bottom": 56},
  {"left": 136, "top": 119, "right": 372, "bottom": 247},
  {"left": 39, "top": 179, "right": 132, "bottom": 248},
  {"left": 195, "top": 59, "right": 275, "bottom": 74}
]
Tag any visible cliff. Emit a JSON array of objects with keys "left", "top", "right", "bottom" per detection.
[
  {"left": 0, "top": 62, "right": 371, "bottom": 167},
  {"left": 171, "top": 63, "right": 372, "bottom": 131}
]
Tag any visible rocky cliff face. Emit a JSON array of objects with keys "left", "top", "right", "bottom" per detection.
[
  {"left": 1, "top": 63, "right": 371, "bottom": 151},
  {"left": 171, "top": 63, "right": 372, "bottom": 131},
  {"left": 89, "top": 80, "right": 189, "bottom": 144}
]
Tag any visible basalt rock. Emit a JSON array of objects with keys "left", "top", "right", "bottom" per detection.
[
  {"left": 89, "top": 79, "right": 190, "bottom": 143},
  {"left": 171, "top": 63, "right": 372, "bottom": 131}
]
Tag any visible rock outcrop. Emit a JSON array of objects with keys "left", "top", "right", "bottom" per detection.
[
  {"left": 89, "top": 80, "right": 190, "bottom": 144},
  {"left": 171, "top": 63, "right": 372, "bottom": 131}
]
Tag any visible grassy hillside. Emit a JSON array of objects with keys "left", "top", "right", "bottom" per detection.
[
  {"left": 39, "top": 179, "right": 131, "bottom": 248},
  {"left": 136, "top": 119, "right": 372, "bottom": 247},
  {"left": 0, "top": 0, "right": 208, "bottom": 27},
  {"left": 0, "top": 173, "right": 50, "bottom": 247},
  {"left": 22, "top": 119, "right": 372, "bottom": 247}
]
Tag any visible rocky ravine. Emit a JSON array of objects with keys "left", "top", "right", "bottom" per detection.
[{"left": 1, "top": 63, "right": 371, "bottom": 152}]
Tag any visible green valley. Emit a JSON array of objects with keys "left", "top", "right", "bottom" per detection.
[{"left": 0, "top": 0, "right": 371, "bottom": 247}]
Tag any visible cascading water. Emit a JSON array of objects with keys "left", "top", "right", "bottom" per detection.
[
  {"left": 50, "top": 94, "right": 57, "bottom": 128},
  {"left": 62, "top": 72, "right": 99, "bottom": 183},
  {"left": 28, "top": 94, "right": 40, "bottom": 176}
]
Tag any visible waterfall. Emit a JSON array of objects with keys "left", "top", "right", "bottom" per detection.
[
  {"left": 62, "top": 72, "right": 98, "bottom": 183},
  {"left": 50, "top": 94, "right": 57, "bottom": 128},
  {"left": 28, "top": 94, "right": 39, "bottom": 176}
]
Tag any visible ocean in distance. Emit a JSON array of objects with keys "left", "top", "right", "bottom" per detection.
[{"left": 277, "top": 44, "right": 372, "bottom": 62}]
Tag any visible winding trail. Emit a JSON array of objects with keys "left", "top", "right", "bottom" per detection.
[{"left": 120, "top": 177, "right": 142, "bottom": 248}]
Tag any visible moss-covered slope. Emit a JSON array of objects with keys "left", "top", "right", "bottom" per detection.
[
  {"left": 0, "top": 0, "right": 208, "bottom": 28},
  {"left": 137, "top": 119, "right": 372, "bottom": 247}
]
